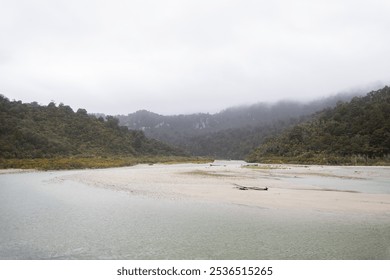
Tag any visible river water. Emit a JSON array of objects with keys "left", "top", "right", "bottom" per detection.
[{"left": 0, "top": 168, "right": 389, "bottom": 259}]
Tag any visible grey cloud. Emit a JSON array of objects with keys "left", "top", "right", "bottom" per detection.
[{"left": 0, "top": 0, "right": 389, "bottom": 115}]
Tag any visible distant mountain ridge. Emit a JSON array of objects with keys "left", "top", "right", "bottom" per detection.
[{"left": 117, "top": 92, "right": 365, "bottom": 159}]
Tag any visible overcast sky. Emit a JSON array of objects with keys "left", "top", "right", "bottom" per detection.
[{"left": 1, "top": 0, "right": 389, "bottom": 115}]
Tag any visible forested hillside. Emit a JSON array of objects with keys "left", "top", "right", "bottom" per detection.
[
  {"left": 247, "top": 87, "right": 390, "bottom": 165},
  {"left": 0, "top": 95, "right": 183, "bottom": 160},
  {"left": 175, "top": 119, "right": 307, "bottom": 159},
  {"left": 118, "top": 93, "right": 361, "bottom": 159}
]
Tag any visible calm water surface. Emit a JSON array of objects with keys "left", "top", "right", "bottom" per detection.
[{"left": 0, "top": 170, "right": 389, "bottom": 259}]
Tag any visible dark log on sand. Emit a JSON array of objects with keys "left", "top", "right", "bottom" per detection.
[{"left": 233, "top": 183, "right": 268, "bottom": 191}]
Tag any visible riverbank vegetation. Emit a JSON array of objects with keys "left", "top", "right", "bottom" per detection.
[{"left": 0, "top": 156, "right": 212, "bottom": 170}]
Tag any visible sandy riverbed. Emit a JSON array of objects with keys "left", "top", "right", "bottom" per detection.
[
  {"left": 1, "top": 161, "right": 390, "bottom": 259},
  {"left": 45, "top": 161, "right": 390, "bottom": 215}
]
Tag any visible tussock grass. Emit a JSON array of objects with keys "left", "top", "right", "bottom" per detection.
[{"left": 0, "top": 156, "right": 213, "bottom": 170}]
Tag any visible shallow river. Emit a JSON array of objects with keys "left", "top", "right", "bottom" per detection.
[{"left": 0, "top": 167, "right": 389, "bottom": 259}]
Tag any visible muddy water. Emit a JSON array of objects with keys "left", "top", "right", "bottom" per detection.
[{"left": 0, "top": 168, "right": 389, "bottom": 259}]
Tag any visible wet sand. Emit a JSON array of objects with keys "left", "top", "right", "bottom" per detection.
[{"left": 46, "top": 161, "right": 390, "bottom": 215}]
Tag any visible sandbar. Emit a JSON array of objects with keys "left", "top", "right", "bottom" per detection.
[{"left": 48, "top": 161, "right": 390, "bottom": 215}]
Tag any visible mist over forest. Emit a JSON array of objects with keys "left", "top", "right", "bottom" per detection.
[{"left": 117, "top": 90, "right": 366, "bottom": 159}]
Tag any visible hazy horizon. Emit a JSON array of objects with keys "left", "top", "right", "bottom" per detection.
[
  {"left": 1, "top": 0, "right": 389, "bottom": 115},
  {"left": 1, "top": 82, "right": 385, "bottom": 116}
]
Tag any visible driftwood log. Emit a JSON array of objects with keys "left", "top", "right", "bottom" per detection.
[{"left": 233, "top": 183, "right": 268, "bottom": 191}]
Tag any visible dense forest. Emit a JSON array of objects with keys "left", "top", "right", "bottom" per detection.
[
  {"left": 247, "top": 86, "right": 390, "bottom": 165},
  {"left": 117, "top": 92, "right": 362, "bottom": 159},
  {"left": 2, "top": 86, "right": 387, "bottom": 168},
  {"left": 0, "top": 95, "right": 184, "bottom": 161}
]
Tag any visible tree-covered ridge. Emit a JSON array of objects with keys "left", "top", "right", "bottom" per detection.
[
  {"left": 0, "top": 96, "right": 184, "bottom": 159},
  {"left": 247, "top": 86, "right": 390, "bottom": 165},
  {"left": 118, "top": 92, "right": 362, "bottom": 159}
]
